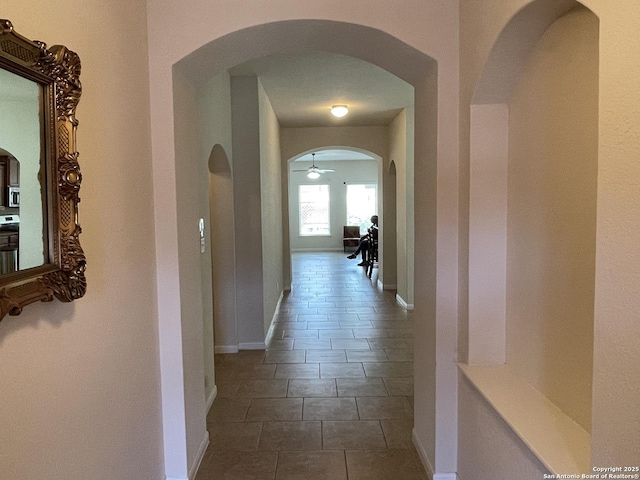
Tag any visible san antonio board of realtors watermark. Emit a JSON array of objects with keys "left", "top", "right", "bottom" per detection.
[{"left": 544, "top": 467, "right": 640, "bottom": 479}]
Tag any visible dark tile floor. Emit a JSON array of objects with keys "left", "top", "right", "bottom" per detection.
[{"left": 196, "top": 252, "right": 426, "bottom": 480}]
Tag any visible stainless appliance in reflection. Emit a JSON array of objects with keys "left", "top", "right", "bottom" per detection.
[
  {"left": 8, "top": 187, "right": 19, "bottom": 207},
  {"left": 0, "top": 214, "right": 19, "bottom": 275}
]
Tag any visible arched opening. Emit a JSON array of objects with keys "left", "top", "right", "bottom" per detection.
[
  {"left": 384, "top": 160, "right": 398, "bottom": 293},
  {"left": 163, "top": 19, "right": 439, "bottom": 479},
  {"left": 286, "top": 147, "right": 382, "bottom": 274},
  {"left": 207, "top": 144, "right": 237, "bottom": 358}
]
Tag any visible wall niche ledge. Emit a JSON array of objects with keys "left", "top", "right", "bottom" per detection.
[{"left": 458, "top": 363, "right": 591, "bottom": 475}]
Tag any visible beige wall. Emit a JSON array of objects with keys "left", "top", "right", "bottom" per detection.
[
  {"left": 589, "top": 0, "right": 640, "bottom": 465},
  {"left": 259, "top": 80, "right": 285, "bottom": 335},
  {"left": 388, "top": 110, "right": 412, "bottom": 304},
  {"left": 458, "top": 375, "right": 549, "bottom": 479},
  {"left": 230, "top": 76, "right": 266, "bottom": 347},
  {"left": 467, "top": 104, "right": 508, "bottom": 364},
  {"left": 280, "top": 127, "right": 388, "bottom": 165},
  {"left": 0, "top": 2, "right": 164, "bottom": 479},
  {"left": 506, "top": 6, "right": 598, "bottom": 431},
  {"left": 172, "top": 67, "right": 210, "bottom": 473}
]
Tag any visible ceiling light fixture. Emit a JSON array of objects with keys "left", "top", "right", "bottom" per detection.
[
  {"left": 330, "top": 105, "right": 349, "bottom": 118},
  {"left": 293, "top": 153, "right": 336, "bottom": 179}
]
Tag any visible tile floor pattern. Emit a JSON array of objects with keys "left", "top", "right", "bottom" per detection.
[{"left": 196, "top": 252, "right": 427, "bottom": 480}]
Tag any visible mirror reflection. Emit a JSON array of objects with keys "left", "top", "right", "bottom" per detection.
[
  {"left": 0, "top": 68, "right": 46, "bottom": 275},
  {"left": 0, "top": 19, "right": 85, "bottom": 319}
]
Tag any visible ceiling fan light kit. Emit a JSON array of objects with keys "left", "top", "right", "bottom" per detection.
[{"left": 293, "top": 152, "right": 336, "bottom": 178}]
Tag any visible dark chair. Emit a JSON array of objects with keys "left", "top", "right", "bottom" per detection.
[
  {"left": 343, "top": 226, "right": 361, "bottom": 252},
  {"left": 366, "top": 228, "right": 379, "bottom": 278}
]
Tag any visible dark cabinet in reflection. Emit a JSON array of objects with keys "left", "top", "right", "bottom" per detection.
[
  {"left": 0, "top": 155, "right": 19, "bottom": 207},
  {"left": 8, "top": 157, "right": 19, "bottom": 187},
  {"left": 0, "top": 229, "right": 18, "bottom": 275}
]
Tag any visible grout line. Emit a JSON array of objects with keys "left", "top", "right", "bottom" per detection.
[
  {"left": 379, "top": 419, "right": 390, "bottom": 449},
  {"left": 382, "top": 377, "right": 390, "bottom": 396},
  {"left": 344, "top": 449, "right": 349, "bottom": 479},
  {"left": 272, "top": 450, "right": 279, "bottom": 480}
]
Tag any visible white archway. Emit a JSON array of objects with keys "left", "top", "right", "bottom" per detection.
[{"left": 163, "top": 19, "right": 441, "bottom": 479}]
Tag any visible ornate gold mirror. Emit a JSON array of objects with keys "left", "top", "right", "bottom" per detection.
[{"left": 0, "top": 20, "right": 85, "bottom": 321}]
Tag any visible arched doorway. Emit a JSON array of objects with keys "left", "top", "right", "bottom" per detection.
[
  {"left": 384, "top": 160, "right": 398, "bottom": 293},
  {"left": 285, "top": 146, "right": 394, "bottom": 287},
  {"left": 162, "top": 19, "right": 440, "bottom": 479},
  {"left": 207, "top": 143, "right": 237, "bottom": 355}
]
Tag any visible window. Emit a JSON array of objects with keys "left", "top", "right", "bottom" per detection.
[
  {"left": 299, "top": 184, "right": 330, "bottom": 236},
  {"left": 346, "top": 184, "right": 377, "bottom": 234}
]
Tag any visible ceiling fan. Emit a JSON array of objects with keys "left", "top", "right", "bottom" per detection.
[{"left": 293, "top": 153, "right": 335, "bottom": 179}]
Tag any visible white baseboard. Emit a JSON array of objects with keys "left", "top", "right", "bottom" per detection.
[
  {"left": 264, "top": 291, "right": 284, "bottom": 346},
  {"left": 412, "top": 428, "right": 458, "bottom": 480},
  {"left": 164, "top": 431, "right": 212, "bottom": 480},
  {"left": 239, "top": 342, "right": 266, "bottom": 350},
  {"left": 381, "top": 282, "right": 397, "bottom": 290},
  {"left": 219, "top": 342, "right": 266, "bottom": 351},
  {"left": 413, "top": 428, "right": 434, "bottom": 479},
  {"left": 214, "top": 345, "right": 239, "bottom": 354},
  {"left": 396, "top": 294, "right": 415, "bottom": 311},
  {"left": 187, "top": 431, "right": 210, "bottom": 480},
  {"left": 206, "top": 385, "right": 218, "bottom": 414}
]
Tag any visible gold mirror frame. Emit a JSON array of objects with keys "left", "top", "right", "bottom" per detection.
[{"left": 0, "top": 20, "right": 85, "bottom": 321}]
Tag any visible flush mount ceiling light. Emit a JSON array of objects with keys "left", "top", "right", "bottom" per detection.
[{"left": 330, "top": 105, "right": 349, "bottom": 118}]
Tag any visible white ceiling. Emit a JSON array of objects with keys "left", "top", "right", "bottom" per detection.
[{"left": 229, "top": 51, "right": 414, "bottom": 128}]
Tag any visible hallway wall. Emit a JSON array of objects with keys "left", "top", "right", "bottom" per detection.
[
  {"left": 201, "top": 73, "right": 235, "bottom": 393},
  {"left": 230, "top": 77, "right": 267, "bottom": 347},
  {"left": 0, "top": 2, "right": 164, "bottom": 479},
  {"left": 173, "top": 67, "right": 210, "bottom": 476},
  {"left": 388, "top": 109, "right": 413, "bottom": 305},
  {"left": 259, "top": 80, "right": 285, "bottom": 336}
]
